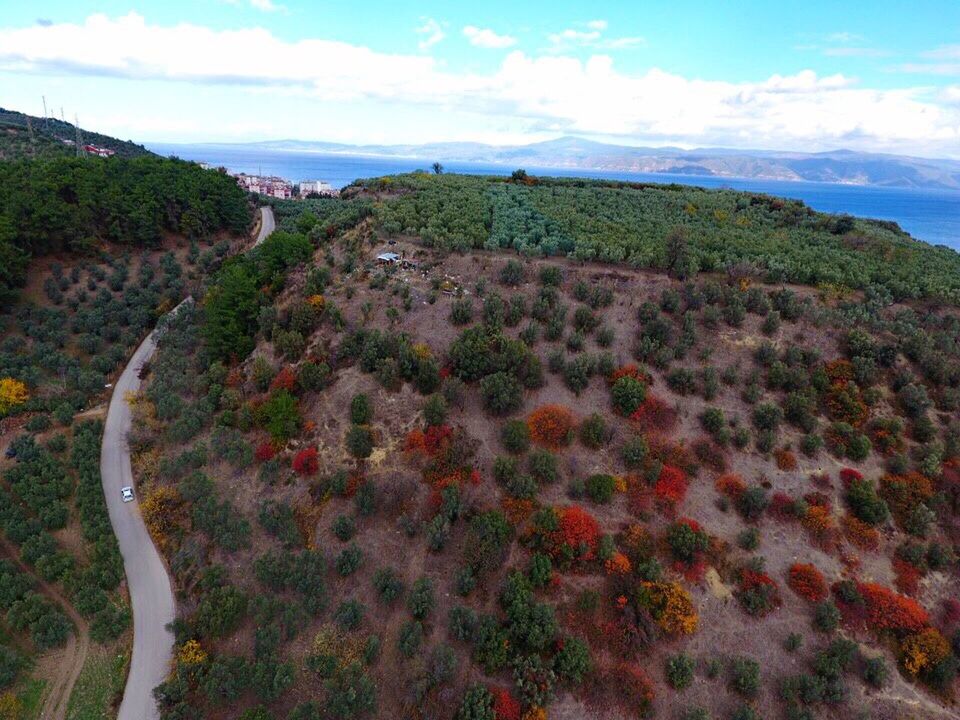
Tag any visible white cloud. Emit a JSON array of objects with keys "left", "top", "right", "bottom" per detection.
[
  {"left": 463, "top": 25, "right": 516, "bottom": 49},
  {"left": 825, "top": 31, "right": 863, "bottom": 43},
  {"left": 924, "top": 44, "right": 960, "bottom": 59},
  {"left": 1, "top": 13, "right": 956, "bottom": 155},
  {"left": 415, "top": 17, "right": 445, "bottom": 51},
  {"left": 222, "top": 0, "right": 285, "bottom": 11},
  {"left": 823, "top": 47, "right": 889, "bottom": 58},
  {"left": 547, "top": 21, "right": 644, "bottom": 52}
]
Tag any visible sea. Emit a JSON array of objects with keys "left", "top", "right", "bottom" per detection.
[{"left": 148, "top": 143, "right": 960, "bottom": 251}]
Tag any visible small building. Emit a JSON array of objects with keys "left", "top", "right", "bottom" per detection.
[
  {"left": 300, "top": 179, "right": 335, "bottom": 197},
  {"left": 376, "top": 252, "right": 400, "bottom": 264},
  {"left": 83, "top": 144, "right": 115, "bottom": 157}
]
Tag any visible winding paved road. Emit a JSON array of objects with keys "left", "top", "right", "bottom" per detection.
[{"left": 101, "top": 208, "right": 274, "bottom": 720}]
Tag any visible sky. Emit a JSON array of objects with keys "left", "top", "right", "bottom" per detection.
[{"left": 0, "top": 1, "right": 958, "bottom": 157}]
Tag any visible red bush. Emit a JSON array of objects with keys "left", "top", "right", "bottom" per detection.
[
  {"left": 491, "top": 687, "right": 521, "bottom": 720},
  {"left": 614, "top": 663, "right": 655, "bottom": 715},
  {"left": 550, "top": 506, "right": 600, "bottom": 561},
  {"left": 654, "top": 465, "right": 688, "bottom": 514},
  {"left": 527, "top": 405, "right": 576, "bottom": 449},
  {"left": 269, "top": 366, "right": 297, "bottom": 393},
  {"left": 629, "top": 394, "right": 677, "bottom": 433},
  {"left": 839, "top": 467, "right": 863, "bottom": 486},
  {"left": 737, "top": 569, "right": 782, "bottom": 616},
  {"left": 608, "top": 364, "right": 652, "bottom": 386},
  {"left": 769, "top": 492, "right": 799, "bottom": 522},
  {"left": 292, "top": 447, "right": 319, "bottom": 476},
  {"left": 255, "top": 442, "right": 276, "bottom": 462},
  {"left": 893, "top": 558, "right": 922, "bottom": 597},
  {"left": 423, "top": 425, "right": 453, "bottom": 455},
  {"left": 787, "top": 563, "right": 828, "bottom": 603},
  {"left": 852, "top": 582, "right": 929, "bottom": 634}
]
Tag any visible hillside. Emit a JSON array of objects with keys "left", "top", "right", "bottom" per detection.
[
  {"left": 220, "top": 136, "right": 960, "bottom": 190},
  {"left": 0, "top": 107, "right": 153, "bottom": 161},
  {"left": 126, "top": 180, "right": 960, "bottom": 720},
  {"left": 0, "top": 154, "right": 251, "bottom": 304}
]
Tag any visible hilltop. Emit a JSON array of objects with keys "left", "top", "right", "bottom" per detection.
[{"left": 0, "top": 107, "right": 153, "bottom": 161}]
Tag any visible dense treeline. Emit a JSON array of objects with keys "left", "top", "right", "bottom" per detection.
[
  {"left": 353, "top": 172, "right": 960, "bottom": 304},
  {"left": 0, "top": 155, "right": 251, "bottom": 303}
]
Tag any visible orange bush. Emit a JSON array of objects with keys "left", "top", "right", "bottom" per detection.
[
  {"left": 842, "top": 514, "right": 880, "bottom": 551},
  {"left": 270, "top": 366, "right": 297, "bottom": 392},
  {"left": 527, "top": 405, "right": 575, "bottom": 449},
  {"left": 880, "top": 472, "right": 934, "bottom": 528},
  {"left": 787, "top": 563, "right": 828, "bottom": 603},
  {"left": 715, "top": 473, "right": 746, "bottom": 499},
  {"left": 824, "top": 359, "right": 855, "bottom": 383},
  {"left": 900, "top": 628, "right": 951, "bottom": 676},
  {"left": 502, "top": 497, "right": 535, "bottom": 525},
  {"left": 774, "top": 449, "right": 797, "bottom": 471},
  {"left": 605, "top": 551, "right": 632, "bottom": 576}
]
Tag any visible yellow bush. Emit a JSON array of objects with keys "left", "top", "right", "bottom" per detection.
[
  {"left": 0, "top": 692, "right": 22, "bottom": 720},
  {"left": 641, "top": 581, "right": 698, "bottom": 635},
  {"left": 177, "top": 639, "right": 208, "bottom": 666},
  {"left": 0, "top": 378, "right": 29, "bottom": 416},
  {"left": 307, "top": 294, "right": 326, "bottom": 310},
  {"left": 522, "top": 708, "right": 547, "bottom": 720},
  {"left": 900, "top": 628, "right": 951, "bottom": 676}
]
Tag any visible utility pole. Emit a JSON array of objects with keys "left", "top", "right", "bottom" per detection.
[{"left": 42, "top": 95, "right": 48, "bottom": 131}]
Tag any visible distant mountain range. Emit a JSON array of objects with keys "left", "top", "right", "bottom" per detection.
[{"left": 193, "top": 136, "right": 960, "bottom": 190}]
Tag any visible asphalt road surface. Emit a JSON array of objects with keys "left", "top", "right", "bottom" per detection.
[{"left": 101, "top": 207, "right": 274, "bottom": 720}]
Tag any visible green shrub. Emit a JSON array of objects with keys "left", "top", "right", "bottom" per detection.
[
  {"left": 585, "top": 474, "right": 616, "bottom": 504},
  {"left": 407, "top": 577, "right": 436, "bottom": 620},
  {"left": 665, "top": 653, "right": 695, "bottom": 690},
  {"left": 501, "top": 419, "right": 530, "bottom": 453},
  {"left": 611, "top": 375, "right": 646, "bottom": 415},
  {"left": 332, "top": 515, "right": 356, "bottom": 542},
  {"left": 346, "top": 425, "right": 373, "bottom": 459},
  {"left": 372, "top": 568, "right": 403, "bottom": 604},
  {"left": 579, "top": 413, "right": 609, "bottom": 449},
  {"left": 350, "top": 393, "right": 372, "bottom": 424}
]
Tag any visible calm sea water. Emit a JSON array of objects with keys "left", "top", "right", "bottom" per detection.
[{"left": 149, "top": 143, "right": 960, "bottom": 250}]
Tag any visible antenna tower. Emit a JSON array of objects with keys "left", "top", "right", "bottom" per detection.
[{"left": 42, "top": 96, "right": 48, "bottom": 131}]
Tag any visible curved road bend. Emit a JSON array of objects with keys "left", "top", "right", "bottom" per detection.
[{"left": 101, "top": 207, "right": 275, "bottom": 720}]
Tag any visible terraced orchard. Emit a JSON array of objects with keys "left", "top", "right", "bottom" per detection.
[{"left": 132, "top": 180, "right": 960, "bottom": 720}]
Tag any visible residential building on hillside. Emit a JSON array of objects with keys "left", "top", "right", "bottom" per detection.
[
  {"left": 299, "top": 179, "right": 336, "bottom": 197},
  {"left": 233, "top": 172, "right": 293, "bottom": 199}
]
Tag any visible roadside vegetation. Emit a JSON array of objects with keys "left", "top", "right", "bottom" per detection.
[{"left": 0, "top": 147, "right": 252, "bottom": 717}]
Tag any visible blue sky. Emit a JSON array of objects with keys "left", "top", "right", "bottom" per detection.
[{"left": 1, "top": 1, "right": 958, "bottom": 156}]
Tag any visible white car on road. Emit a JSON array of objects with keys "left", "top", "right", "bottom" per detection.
[{"left": 121, "top": 486, "right": 135, "bottom": 503}]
